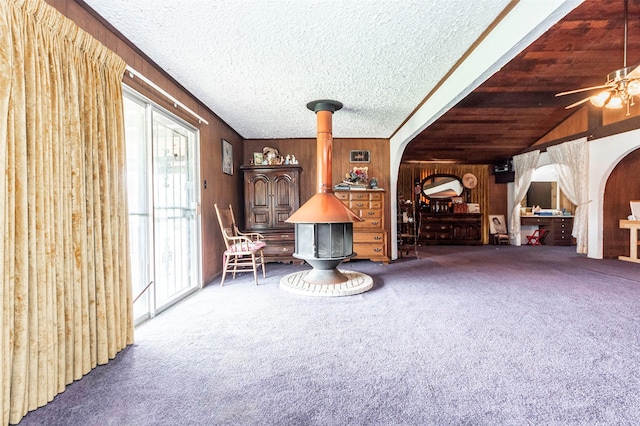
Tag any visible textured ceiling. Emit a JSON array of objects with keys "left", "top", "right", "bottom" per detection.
[{"left": 83, "top": 0, "right": 516, "bottom": 139}]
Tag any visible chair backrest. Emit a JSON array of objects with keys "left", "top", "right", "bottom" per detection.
[
  {"left": 228, "top": 204, "right": 241, "bottom": 235},
  {"left": 214, "top": 204, "right": 238, "bottom": 250}
]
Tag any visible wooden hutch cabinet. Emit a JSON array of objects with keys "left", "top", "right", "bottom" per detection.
[
  {"left": 241, "top": 165, "right": 302, "bottom": 262},
  {"left": 335, "top": 189, "right": 390, "bottom": 263},
  {"left": 418, "top": 213, "right": 483, "bottom": 245}
]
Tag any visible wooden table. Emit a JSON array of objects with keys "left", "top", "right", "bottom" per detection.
[{"left": 619, "top": 220, "right": 640, "bottom": 264}]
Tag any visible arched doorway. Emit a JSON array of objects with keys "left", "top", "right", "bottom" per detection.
[{"left": 603, "top": 148, "right": 640, "bottom": 259}]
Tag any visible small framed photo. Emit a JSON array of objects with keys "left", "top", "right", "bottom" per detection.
[
  {"left": 253, "top": 152, "right": 264, "bottom": 165},
  {"left": 222, "top": 139, "right": 233, "bottom": 175},
  {"left": 489, "top": 215, "right": 507, "bottom": 234}
]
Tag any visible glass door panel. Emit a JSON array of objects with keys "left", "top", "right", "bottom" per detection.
[
  {"left": 124, "top": 89, "right": 200, "bottom": 324},
  {"left": 152, "top": 111, "right": 199, "bottom": 309},
  {"left": 124, "top": 96, "right": 152, "bottom": 322}
]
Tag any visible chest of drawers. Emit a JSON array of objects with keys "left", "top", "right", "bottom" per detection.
[{"left": 335, "top": 190, "right": 389, "bottom": 263}]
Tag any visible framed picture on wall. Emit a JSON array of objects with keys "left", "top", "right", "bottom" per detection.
[
  {"left": 222, "top": 139, "right": 233, "bottom": 175},
  {"left": 349, "top": 150, "right": 370, "bottom": 163}
]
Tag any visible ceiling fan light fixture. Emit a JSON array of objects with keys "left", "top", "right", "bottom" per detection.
[
  {"left": 605, "top": 94, "right": 624, "bottom": 109},
  {"left": 590, "top": 91, "right": 611, "bottom": 107},
  {"left": 559, "top": 0, "right": 639, "bottom": 113},
  {"left": 627, "top": 79, "right": 640, "bottom": 96}
]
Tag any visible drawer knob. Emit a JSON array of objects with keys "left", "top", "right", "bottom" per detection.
[
  {"left": 282, "top": 247, "right": 289, "bottom": 252},
  {"left": 368, "top": 211, "right": 375, "bottom": 215},
  {"left": 371, "top": 221, "right": 379, "bottom": 225},
  {"left": 374, "top": 236, "right": 381, "bottom": 240},
  {"left": 374, "top": 248, "right": 381, "bottom": 252}
]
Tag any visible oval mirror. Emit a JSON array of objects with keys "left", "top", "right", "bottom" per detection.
[{"left": 420, "top": 174, "right": 463, "bottom": 199}]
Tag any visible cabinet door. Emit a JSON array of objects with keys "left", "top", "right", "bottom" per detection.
[
  {"left": 271, "top": 172, "right": 299, "bottom": 229},
  {"left": 246, "top": 173, "right": 271, "bottom": 229}
]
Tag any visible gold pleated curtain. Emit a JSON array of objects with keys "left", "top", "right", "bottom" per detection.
[{"left": 1, "top": 1, "right": 133, "bottom": 424}]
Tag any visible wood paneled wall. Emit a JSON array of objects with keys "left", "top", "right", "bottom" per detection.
[
  {"left": 244, "top": 138, "right": 391, "bottom": 252},
  {"left": 603, "top": 148, "right": 640, "bottom": 259},
  {"left": 243, "top": 138, "right": 390, "bottom": 197},
  {"left": 48, "top": 0, "right": 244, "bottom": 285}
]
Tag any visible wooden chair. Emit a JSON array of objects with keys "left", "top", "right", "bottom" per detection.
[
  {"left": 526, "top": 228, "right": 548, "bottom": 246},
  {"left": 214, "top": 204, "right": 266, "bottom": 286},
  {"left": 493, "top": 233, "right": 510, "bottom": 245}
]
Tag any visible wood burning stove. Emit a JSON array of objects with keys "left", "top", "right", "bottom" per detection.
[{"left": 286, "top": 100, "right": 362, "bottom": 285}]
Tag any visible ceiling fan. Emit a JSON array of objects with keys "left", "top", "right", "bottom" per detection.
[{"left": 555, "top": 0, "right": 640, "bottom": 115}]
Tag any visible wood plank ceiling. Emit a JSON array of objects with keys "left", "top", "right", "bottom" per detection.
[{"left": 401, "top": 0, "right": 640, "bottom": 165}]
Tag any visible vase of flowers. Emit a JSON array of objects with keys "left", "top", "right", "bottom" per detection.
[{"left": 343, "top": 166, "right": 368, "bottom": 187}]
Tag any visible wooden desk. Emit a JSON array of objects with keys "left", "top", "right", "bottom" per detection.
[
  {"left": 520, "top": 216, "right": 574, "bottom": 246},
  {"left": 619, "top": 220, "right": 640, "bottom": 264}
]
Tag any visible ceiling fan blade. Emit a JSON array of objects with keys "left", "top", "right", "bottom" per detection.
[
  {"left": 626, "top": 64, "right": 640, "bottom": 79},
  {"left": 555, "top": 84, "right": 610, "bottom": 97},
  {"left": 565, "top": 97, "right": 592, "bottom": 109}
]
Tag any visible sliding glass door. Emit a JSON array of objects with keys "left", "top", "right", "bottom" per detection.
[{"left": 124, "top": 89, "right": 201, "bottom": 324}]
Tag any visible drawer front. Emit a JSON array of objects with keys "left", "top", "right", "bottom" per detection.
[
  {"left": 261, "top": 233, "right": 295, "bottom": 256},
  {"left": 261, "top": 233, "right": 294, "bottom": 242},
  {"left": 553, "top": 224, "right": 570, "bottom": 236},
  {"left": 354, "top": 242, "right": 386, "bottom": 258},
  {"left": 335, "top": 192, "right": 349, "bottom": 201},
  {"left": 360, "top": 208, "right": 382, "bottom": 219},
  {"left": 349, "top": 200, "right": 383, "bottom": 210},
  {"left": 421, "top": 222, "right": 452, "bottom": 232},
  {"left": 349, "top": 192, "right": 372, "bottom": 201},
  {"left": 521, "top": 217, "right": 551, "bottom": 226},
  {"left": 354, "top": 217, "right": 383, "bottom": 229},
  {"left": 262, "top": 242, "right": 295, "bottom": 256},
  {"left": 350, "top": 200, "right": 370, "bottom": 209},
  {"left": 436, "top": 231, "right": 452, "bottom": 239},
  {"left": 552, "top": 225, "right": 572, "bottom": 244},
  {"left": 353, "top": 231, "right": 385, "bottom": 243}
]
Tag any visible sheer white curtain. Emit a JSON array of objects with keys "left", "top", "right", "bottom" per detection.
[
  {"left": 510, "top": 150, "right": 540, "bottom": 245},
  {"left": 547, "top": 138, "right": 589, "bottom": 254}
]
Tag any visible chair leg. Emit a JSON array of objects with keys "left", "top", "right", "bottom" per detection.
[
  {"left": 260, "top": 250, "right": 266, "bottom": 278},
  {"left": 251, "top": 253, "right": 258, "bottom": 285},
  {"left": 231, "top": 255, "right": 239, "bottom": 279},
  {"left": 220, "top": 254, "right": 229, "bottom": 286}
]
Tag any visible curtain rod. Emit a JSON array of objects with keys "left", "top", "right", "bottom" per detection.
[{"left": 125, "top": 65, "right": 209, "bottom": 125}]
